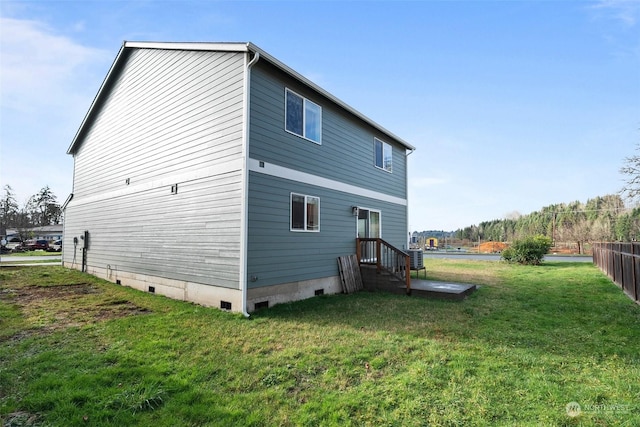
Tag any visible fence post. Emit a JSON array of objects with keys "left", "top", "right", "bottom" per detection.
[
  {"left": 618, "top": 242, "right": 623, "bottom": 287},
  {"left": 609, "top": 243, "right": 614, "bottom": 281}
]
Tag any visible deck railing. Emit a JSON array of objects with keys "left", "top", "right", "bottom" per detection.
[{"left": 356, "top": 238, "right": 411, "bottom": 294}]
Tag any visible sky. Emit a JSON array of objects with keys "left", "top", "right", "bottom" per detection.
[{"left": 1, "top": 0, "right": 639, "bottom": 232}]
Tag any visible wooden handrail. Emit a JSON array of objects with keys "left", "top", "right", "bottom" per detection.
[{"left": 356, "top": 238, "right": 411, "bottom": 294}]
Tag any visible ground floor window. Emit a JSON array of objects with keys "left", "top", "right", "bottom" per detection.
[{"left": 291, "top": 193, "right": 320, "bottom": 232}]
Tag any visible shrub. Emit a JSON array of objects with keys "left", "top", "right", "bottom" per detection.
[
  {"left": 501, "top": 235, "right": 552, "bottom": 265},
  {"left": 500, "top": 247, "right": 515, "bottom": 262}
]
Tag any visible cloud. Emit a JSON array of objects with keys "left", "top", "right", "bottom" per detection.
[
  {"left": 590, "top": 0, "right": 640, "bottom": 27},
  {"left": 0, "top": 17, "right": 110, "bottom": 113},
  {"left": 0, "top": 16, "right": 111, "bottom": 202}
]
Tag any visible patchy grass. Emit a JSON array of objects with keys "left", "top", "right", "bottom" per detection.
[{"left": 1, "top": 262, "right": 639, "bottom": 426}]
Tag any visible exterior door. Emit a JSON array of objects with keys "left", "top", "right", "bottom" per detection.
[
  {"left": 357, "top": 208, "right": 381, "bottom": 260},
  {"left": 358, "top": 209, "right": 380, "bottom": 238}
]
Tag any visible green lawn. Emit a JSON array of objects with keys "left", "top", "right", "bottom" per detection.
[
  {"left": 0, "top": 251, "right": 61, "bottom": 265},
  {"left": 1, "top": 260, "right": 639, "bottom": 426},
  {"left": 1, "top": 251, "right": 61, "bottom": 257}
]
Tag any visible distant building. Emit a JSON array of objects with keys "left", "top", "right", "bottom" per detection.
[
  {"left": 426, "top": 237, "right": 439, "bottom": 250},
  {"left": 5, "top": 225, "right": 63, "bottom": 241}
]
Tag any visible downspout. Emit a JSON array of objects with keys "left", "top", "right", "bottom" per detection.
[
  {"left": 240, "top": 50, "right": 260, "bottom": 317},
  {"left": 405, "top": 148, "right": 415, "bottom": 249}
]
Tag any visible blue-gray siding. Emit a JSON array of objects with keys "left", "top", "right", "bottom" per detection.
[
  {"left": 63, "top": 45, "right": 410, "bottom": 298},
  {"left": 246, "top": 61, "right": 408, "bottom": 288},
  {"left": 246, "top": 171, "right": 407, "bottom": 288},
  {"left": 249, "top": 62, "right": 407, "bottom": 200},
  {"left": 64, "top": 48, "right": 247, "bottom": 289}
]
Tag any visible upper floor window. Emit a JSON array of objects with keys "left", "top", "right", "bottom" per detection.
[
  {"left": 285, "top": 88, "right": 322, "bottom": 144},
  {"left": 291, "top": 193, "right": 320, "bottom": 232},
  {"left": 374, "top": 138, "right": 392, "bottom": 172}
]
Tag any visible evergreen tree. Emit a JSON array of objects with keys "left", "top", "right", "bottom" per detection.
[{"left": 0, "top": 185, "right": 18, "bottom": 236}]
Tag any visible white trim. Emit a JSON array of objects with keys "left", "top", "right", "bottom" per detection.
[
  {"left": 284, "top": 88, "right": 322, "bottom": 145},
  {"left": 67, "top": 159, "right": 243, "bottom": 208},
  {"left": 249, "top": 158, "right": 407, "bottom": 206},
  {"left": 124, "top": 41, "right": 251, "bottom": 53}
]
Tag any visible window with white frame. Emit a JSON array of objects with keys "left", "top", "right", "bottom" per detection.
[
  {"left": 291, "top": 193, "right": 320, "bottom": 232},
  {"left": 285, "top": 88, "right": 322, "bottom": 144},
  {"left": 374, "top": 138, "right": 392, "bottom": 172}
]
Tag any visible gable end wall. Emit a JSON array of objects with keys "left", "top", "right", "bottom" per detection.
[{"left": 63, "top": 48, "right": 247, "bottom": 301}]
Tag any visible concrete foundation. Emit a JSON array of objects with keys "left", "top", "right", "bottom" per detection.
[
  {"left": 64, "top": 262, "right": 243, "bottom": 312},
  {"left": 247, "top": 275, "right": 342, "bottom": 311},
  {"left": 63, "top": 262, "right": 342, "bottom": 313}
]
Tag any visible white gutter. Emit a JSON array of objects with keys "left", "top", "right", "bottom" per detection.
[{"left": 239, "top": 50, "right": 260, "bottom": 317}]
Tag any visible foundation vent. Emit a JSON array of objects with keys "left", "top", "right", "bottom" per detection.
[
  {"left": 220, "top": 301, "right": 232, "bottom": 310},
  {"left": 314, "top": 289, "right": 325, "bottom": 296},
  {"left": 254, "top": 301, "right": 269, "bottom": 310},
  {"left": 148, "top": 286, "right": 155, "bottom": 293}
]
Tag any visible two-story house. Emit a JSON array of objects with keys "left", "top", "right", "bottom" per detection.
[{"left": 63, "top": 41, "right": 414, "bottom": 314}]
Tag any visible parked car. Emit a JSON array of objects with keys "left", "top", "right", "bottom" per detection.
[
  {"left": 25, "top": 239, "right": 50, "bottom": 251},
  {"left": 1, "top": 237, "right": 23, "bottom": 252},
  {"left": 51, "top": 240, "right": 62, "bottom": 252}
]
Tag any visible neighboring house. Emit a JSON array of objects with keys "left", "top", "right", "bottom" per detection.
[
  {"left": 5, "top": 225, "right": 63, "bottom": 242},
  {"left": 63, "top": 41, "right": 414, "bottom": 314}
]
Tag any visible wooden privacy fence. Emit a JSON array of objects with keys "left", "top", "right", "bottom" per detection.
[{"left": 592, "top": 242, "right": 640, "bottom": 304}]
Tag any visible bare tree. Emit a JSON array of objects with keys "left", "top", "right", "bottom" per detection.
[{"left": 620, "top": 143, "right": 640, "bottom": 202}]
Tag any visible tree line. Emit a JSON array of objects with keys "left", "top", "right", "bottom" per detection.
[
  {"left": 455, "top": 194, "right": 639, "bottom": 253},
  {"left": 0, "top": 185, "right": 62, "bottom": 239},
  {"left": 455, "top": 141, "right": 640, "bottom": 252}
]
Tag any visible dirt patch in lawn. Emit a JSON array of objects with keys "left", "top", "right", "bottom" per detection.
[{"left": 0, "top": 283, "right": 150, "bottom": 337}]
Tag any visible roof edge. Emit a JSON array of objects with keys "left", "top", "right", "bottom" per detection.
[
  {"left": 123, "top": 41, "right": 251, "bottom": 53},
  {"left": 67, "top": 40, "right": 415, "bottom": 155},
  {"left": 67, "top": 42, "right": 128, "bottom": 154},
  {"left": 246, "top": 42, "right": 415, "bottom": 151}
]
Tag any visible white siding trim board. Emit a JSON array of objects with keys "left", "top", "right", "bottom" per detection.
[
  {"left": 248, "top": 158, "right": 407, "bottom": 206},
  {"left": 68, "top": 158, "right": 243, "bottom": 208}
]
